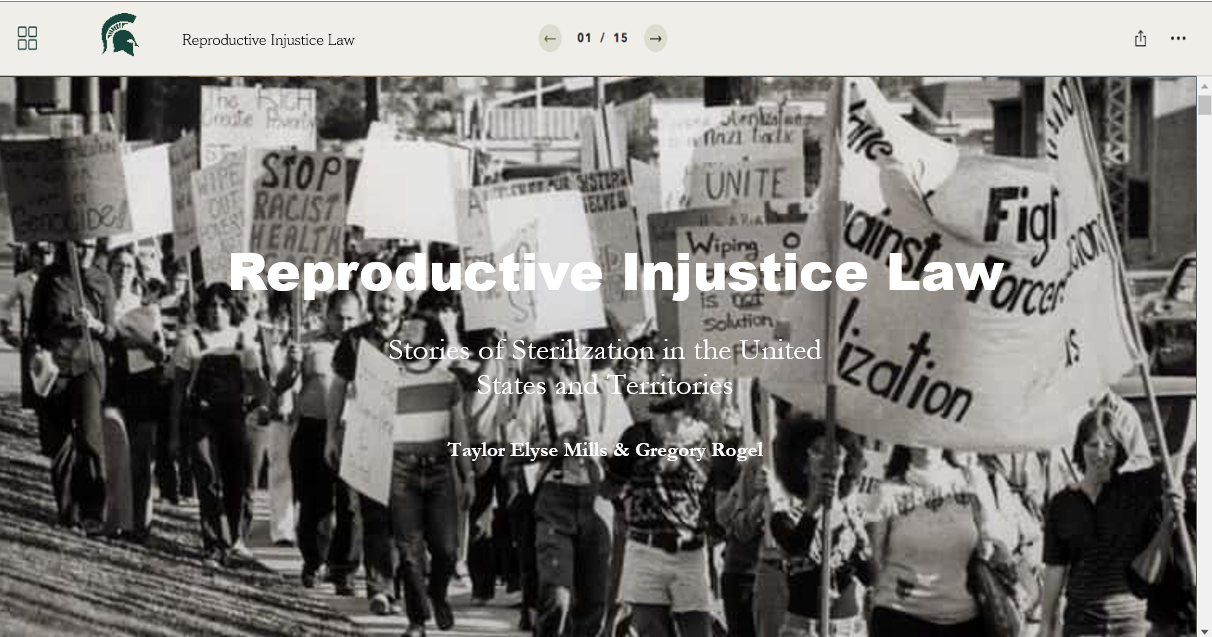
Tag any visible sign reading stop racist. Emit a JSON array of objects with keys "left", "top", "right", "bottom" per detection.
[
  {"left": 0, "top": 133, "right": 132, "bottom": 243},
  {"left": 251, "top": 149, "right": 347, "bottom": 272}
]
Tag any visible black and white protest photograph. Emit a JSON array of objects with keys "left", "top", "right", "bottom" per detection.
[{"left": 0, "top": 76, "right": 1197, "bottom": 637}]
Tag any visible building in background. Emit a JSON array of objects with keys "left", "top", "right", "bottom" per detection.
[{"left": 993, "top": 77, "right": 1196, "bottom": 268}]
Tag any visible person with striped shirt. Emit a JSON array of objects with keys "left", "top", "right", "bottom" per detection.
[
  {"left": 155, "top": 260, "right": 194, "bottom": 504},
  {"left": 329, "top": 285, "right": 474, "bottom": 636},
  {"left": 1040, "top": 399, "right": 1179, "bottom": 637}
]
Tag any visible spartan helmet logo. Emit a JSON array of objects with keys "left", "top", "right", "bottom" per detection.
[{"left": 102, "top": 13, "right": 138, "bottom": 56}]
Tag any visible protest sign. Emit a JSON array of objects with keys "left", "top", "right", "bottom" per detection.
[
  {"left": 676, "top": 223, "right": 809, "bottom": 377},
  {"left": 339, "top": 340, "right": 398, "bottom": 505},
  {"left": 0, "top": 190, "right": 12, "bottom": 248},
  {"left": 580, "top": 169, "right": 646, "bottom": 327},
  {"left": 191, "top": 148, "right": 248, "bottom": 283},
  {"left": 647, "top": 205, "right": 766, "bottom": 354},
  {"left": 458, "top": 169, "right": 644, "bottom": 331},
  {"left": 110, "top": 144, "right": 174, "bottom": 247},
  {"left": 250, "top": 149, "right": 347, "bottom": 271},
  {"left": 0, "top": 132, "right": 131, "bottom": 243},
  {"left": 765, "top": 77, "right": 1140, "bottom": 452},
  {"left": 687, "top": 153, "right": 805, "bottom": 209},
  {"left": 487, "top": 190, "right": 606, "bottom": 337},
  {"left": 347, "top": 140, "right": 470, "bottom": 243},
  {"left": 169, "top": 134, "right": 199, "bottom": 254},
  {"left": 200, "top": 86, "right": 316, "bottom": 167},
  {"left": 653, "top": 103, "right": 807, "bottom": 212}
]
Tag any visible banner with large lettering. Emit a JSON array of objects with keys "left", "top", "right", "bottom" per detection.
[
  {"left": 200, "top": 86, "right": 317, "bottom": 167},
  {"left": 192, "top": 148, "right": 249, "bottom": 283},
  {"left": 251, "top": 149, "right": 347, "bottom": 272},
  {"left": 765, "top": 77, "right": 1141, "bottom": 452},
  {"left": 0, "top": 133, "right": 132, "bottom": 243}
]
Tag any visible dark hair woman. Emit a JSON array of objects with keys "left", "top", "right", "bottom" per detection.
[
  {"left": 1039, "top": 399, "right": 1179, "bottom": 637},
  {"left": 868, "top": 445, "right": 983, "bottom": 637},
  {"left": 169, "top": 282, "right": 265, "bottom": 567},
  {"left": 769, "top": 415, "right": 874, "bottom": 637}
]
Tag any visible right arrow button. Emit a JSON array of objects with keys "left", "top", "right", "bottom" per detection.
[{"left": 645, "top": 24, "right": 667, "bottom": 52}]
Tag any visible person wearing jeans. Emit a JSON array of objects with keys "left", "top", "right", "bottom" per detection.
[
  {"left": 505, "top": 350, "right": 612, "bottom": 637},
  {"left": 329, "top": 287, "right": 473, "bottom": 637},
  {"left": 284, "top": 290, "right": 363, "bottom": 594}
]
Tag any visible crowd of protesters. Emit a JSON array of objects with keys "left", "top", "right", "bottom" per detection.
[{"left": 6, "top": 237, "right": 1197, "bottom": 637}]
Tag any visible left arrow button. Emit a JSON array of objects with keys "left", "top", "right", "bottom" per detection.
[{"left": 540, "top": 25, "right": 561, "bottom": 52}]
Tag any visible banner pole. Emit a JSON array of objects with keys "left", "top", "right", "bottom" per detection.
[
  {"left": 66, "top": 243, "right": 100, "bottom": 374},
  {"left": 816, "top": 76, "right": 848, "bottom": 629},
  {"left": 1073, "top": 77, "right": 1196, "bottom": 584}
]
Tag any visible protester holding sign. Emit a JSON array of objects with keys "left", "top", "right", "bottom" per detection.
[
  {"left": 29, "top": 240, "right": 116, "bottom": 534},
  {"left": 769, "top": 416, "right": 874, "bottom": 637},
  {"left": 329, "top": 285, "right": 474, "bottom": 635},
  {"left": 283, "top": 290, "right": 364, "bottom": 595},
  {"left": 170, "top": 282, "right": 268, "bottom": 568}
]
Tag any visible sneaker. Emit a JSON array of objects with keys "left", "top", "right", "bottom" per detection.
[
  {"left": 301, "top": 567, "right": 318, "bottom": 589},
  {"left": 228, "top": 541, "right": 255, "bottom": 561},
  {"left": 273, "top": 539, "right": 296, "bottom": 548},
  {"left": 402, "top": 624, "right": 427, "bottom": 637},
  {"left": 369, "top": 593, "right": 393, "bottom": 616},
  {"left": 202, "top": 549, "right": 225, "bottom": 570},
  {"left": 430, "top": 596, "right": 454, "bottom": 631}
]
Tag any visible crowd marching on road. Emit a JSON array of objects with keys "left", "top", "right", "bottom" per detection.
[
  {"left": 2, "top": 234, "right": 1196, "bottom": 637},
  {"left": 0, "top": 75, "right": 1197, "bottom": 637}
]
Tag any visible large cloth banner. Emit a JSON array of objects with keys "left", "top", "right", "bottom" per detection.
[
  {"left": 765, "top": 77, "right": 1141, "bottom": 452},
  {"left": 339, "top": 341, "right": 397, "bottom": 505},
  {"left": 0, "top": 133, "right": 132, "bottom": 243},
  {"left": 200, "top": 86, "right": 316, "bottom": 167}
]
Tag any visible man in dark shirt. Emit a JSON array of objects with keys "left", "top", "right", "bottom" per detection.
[
  {"left": 604, "top": 391, "right": 714, "bottom": 637},
  {"left": 329, "top": 285, "right": 473, "bottom": 636},
  {"left": 28, "top": 240, "right": 116, "bottom": 532}
]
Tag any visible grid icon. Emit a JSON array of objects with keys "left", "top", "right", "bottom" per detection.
[{"left": 17, "top": 26, "right": 37, "bottom": 51}]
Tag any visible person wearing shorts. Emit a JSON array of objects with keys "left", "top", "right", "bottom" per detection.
[{"left": 605, "top": 392, "right": 714, "bottom": 637}]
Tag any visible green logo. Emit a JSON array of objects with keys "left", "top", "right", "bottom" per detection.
[{"left": 102, "top": 13, "right": 138, "bottom": 56}]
